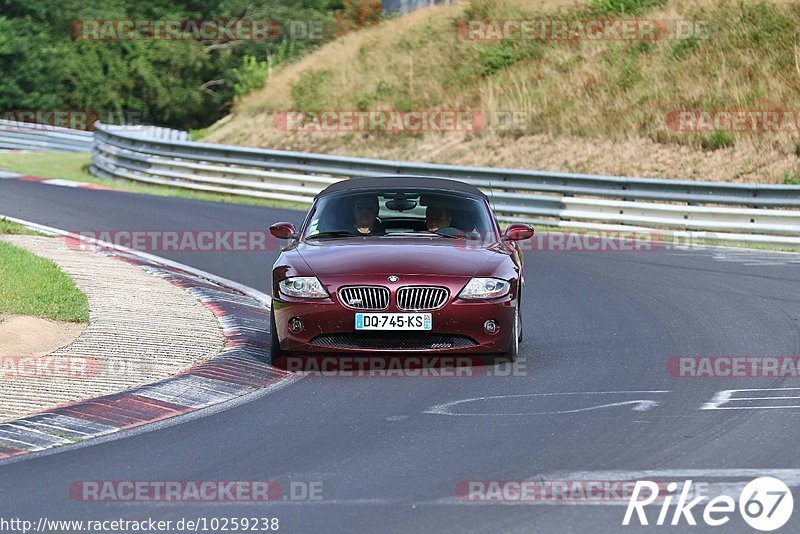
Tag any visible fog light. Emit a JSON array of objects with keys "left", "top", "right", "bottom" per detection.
[
  {"left": 289, "top": 317, "right": 304, "bottom": 333},
  {"left": 483, "top": 319, "right": 498, "bottom": 334}
]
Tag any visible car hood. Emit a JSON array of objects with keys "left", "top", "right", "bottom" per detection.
[{"left": 294, "top": 237, "right": 503, "bottom": 278}]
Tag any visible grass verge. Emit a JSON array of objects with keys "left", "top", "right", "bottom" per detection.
[
  {"left": 0, "top": 218, "right": 44, "bottom": 236},
  {"left": 0, "top": 240, "right": 89, "bottom": 323}
]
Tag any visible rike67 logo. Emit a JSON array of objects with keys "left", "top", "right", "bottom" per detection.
[{"left": 623, "top": 477, "right": 793, "bottom": 531}]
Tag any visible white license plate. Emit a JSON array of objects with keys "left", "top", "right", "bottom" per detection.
[{"left": 355, "top": 313, "right": 432, "bottom": 331}]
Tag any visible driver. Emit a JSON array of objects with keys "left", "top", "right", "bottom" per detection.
[
  {"left": 352, "top": 194, "right": 385, "bottom": 235},
  {"left": 426, "top": 205, "right": 453, "bottom": 232}
]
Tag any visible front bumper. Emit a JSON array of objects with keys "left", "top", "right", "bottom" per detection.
[{"left": 272, "top": 281, "right": 516, "bottom": 355}]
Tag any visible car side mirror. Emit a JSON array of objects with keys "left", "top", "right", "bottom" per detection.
[
  {"left": 269, "top": 222, "right": 297, "bottom": 239},
  {"left": 503, "top": 224, "right": 534, "bottom": 241}
]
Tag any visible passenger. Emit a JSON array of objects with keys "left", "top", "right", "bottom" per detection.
[{"left": 352, "top": 195, "right": 385, "bottom": 235}]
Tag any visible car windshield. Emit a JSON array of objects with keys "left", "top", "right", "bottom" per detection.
[{"left": 303, "top": 189, "right": 498, "bottom": 240}]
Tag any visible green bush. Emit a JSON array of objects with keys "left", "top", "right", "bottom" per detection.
[
  {"left": 291, "top": 69, "right": 333, "bottom": 112},
  {"left": 189, "top": 128, "right": 208, "bottom": 142},
  {"left": 701, "top": 131, "right": 735, "bottom": 151},
  {"left": 783, "top": 170, "right": 800, "bottom": 184},
  {"left": 233, "top": 55, "right": 270, "bottom": 100},
  {"left": 0, "top": 0, "right": 335, "bottom": 129},
  {"left": 479, "top": 42, "right": 543, "bottom": 76},
  {"left": 590, "top": 0, "right": 667, "bottom": 16}
]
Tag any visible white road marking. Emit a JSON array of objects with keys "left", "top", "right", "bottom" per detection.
[
  {"left": 136, "top": 375, "right": 252, "bottom": 409},
  {"left": 423, "top": 469, "right": 800, "bottom": 507},
  {"left": 41, "top": 179, "right": 82, "bottom": 187},
  {"left": 0, "top": 424, "right": 73, "bottom": 450},
  {"left": 669, "top": 247, "right": 800, "bottom": 266},
  {"left": 702, "top": 388, "right": 800, "bottom": 410},
  {"left": 540, "top": 469, "right": 800, "bottom": 485},
  {"left": 14, "top": 414, "right": 117, "bottom": 438},
  {"left": 424, "top": 391, "right": 670, "bottom": 416}
]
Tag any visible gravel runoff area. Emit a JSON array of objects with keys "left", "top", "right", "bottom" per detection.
[{"left": 0, "top": 235, "right": 225, "bottom": 421}]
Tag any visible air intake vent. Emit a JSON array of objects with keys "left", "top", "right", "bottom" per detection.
[
  {"left": 339, "top": 286, "right": 389, "bottom": 310},
  {"left": 310, "top": 333, "right": 477, "bottom": 350},
  {"left": 396, "top": 286, "right": 449, "bottom": 311}
]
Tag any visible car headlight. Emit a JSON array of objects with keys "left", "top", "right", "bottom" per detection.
[
  {"left": 458, "top": 277, "right": 511, "bottom": 300},
  {"left": 279, "top": 276, "right": 328, "bottom": 299}
]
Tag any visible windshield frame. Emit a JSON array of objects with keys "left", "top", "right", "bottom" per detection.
[{"left": 300, "top": 187, "right": 501, "bottom": 242}]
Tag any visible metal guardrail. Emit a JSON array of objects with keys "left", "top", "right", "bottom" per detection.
[
  {"left": 3, "top": 119, "right": 797, "bottom": 247},
  {"left": 382, "top": 0, "right": 454, "bottom": 15},
  {"left": 109, "top": 125, "right": 190, "bottom": 141},
  {"left": 0, "top": 121, "right": 188, "bottom": 152},
  {"left": 90, "top": 123, "right": 800, "bottom": 247},
  {"left": 1, "top": 118, "right": 798, "bottom": 245},
  {"left": 0, "top": 119, "right": 94, "bottom": 152}
]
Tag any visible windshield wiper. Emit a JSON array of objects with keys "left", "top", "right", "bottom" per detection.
[
  {"left": 306, "top": 231, "right": 364, "bottom": 240},
  {"left": 424, "top": 229, "right": 467, "bottom": 239}
]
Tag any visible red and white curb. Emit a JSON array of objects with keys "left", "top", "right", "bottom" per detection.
[
  {"left": 0, "top": 217, "right": 292, "bottom": 461},
  {"left": 0, "top": 170, "right": 116, "bottom": 191}
]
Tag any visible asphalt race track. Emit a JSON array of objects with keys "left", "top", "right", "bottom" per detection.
[{"left": 2, "top": 178, "right": 800, "bottom": 533}]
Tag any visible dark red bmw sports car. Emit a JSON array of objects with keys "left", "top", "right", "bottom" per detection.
[{"left": 268, "top": 176, "right": 534, "bottom": 364}]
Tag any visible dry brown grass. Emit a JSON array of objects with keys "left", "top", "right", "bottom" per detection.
[{"left": 206, "top": 0, "right": 800, "bottom": 183}]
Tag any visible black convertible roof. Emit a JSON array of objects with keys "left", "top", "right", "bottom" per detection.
[{"left": 317, "top": 176, "right": 488, "bottom": 200}]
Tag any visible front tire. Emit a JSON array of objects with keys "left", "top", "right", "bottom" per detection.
[
  {"left": 270, "top": 307, "right": 285, "bottom": 366},
  {"left": 501, "top": 306, "right": 520, "bottom": 363}
]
